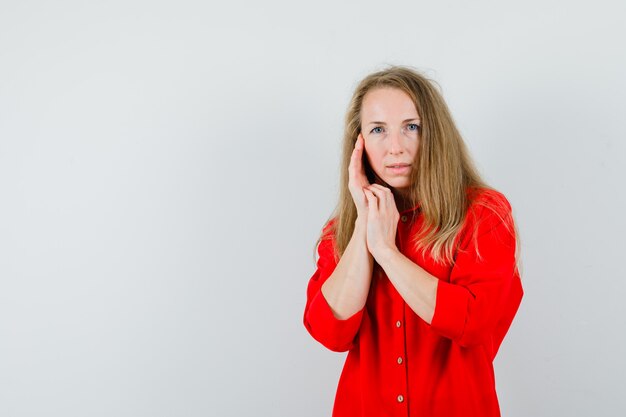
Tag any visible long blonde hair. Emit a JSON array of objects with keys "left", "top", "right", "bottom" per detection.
[{"left": 318, "top": 65, "right": 519, "bottom": 268}]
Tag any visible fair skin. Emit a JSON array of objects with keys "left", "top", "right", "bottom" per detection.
[{"left": 322, "top": 87, "right": 439, "bottom": 324}]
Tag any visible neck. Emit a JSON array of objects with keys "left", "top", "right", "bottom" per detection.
[
  {"left": 371, "top": 175, "right": 413, "bottom": 212},
  {"left": 392, "top": 188, "right": 411, "bottom": 212}
]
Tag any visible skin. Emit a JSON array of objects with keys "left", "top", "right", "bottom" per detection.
[
  {"left": 360, "top": 87, "right": 420, "bottom": 208},
  {"left": 322, "top": 87, "right": 439, "bottom": 325}
]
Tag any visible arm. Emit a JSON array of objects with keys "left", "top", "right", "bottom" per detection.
[
  {"left": 303, "top": 218, "right": 373, "bottom": 352},
  {"left": 304, "top": 134, "right": 376, "bottom": 352},
  {"left": 362, "top": 184, "right": 438, "bottom": 324},
  {"left": 375, "top": 247, "right": 438, "bottom": 325},
  {"left": 428, "top": 207, "right": 523, "bottom": 351},
  {"left": 321, "top": 217, "right": 373, "bottom": 319},
  {"left": 364, "top": 186, "right": 523, "bottom": 351}
]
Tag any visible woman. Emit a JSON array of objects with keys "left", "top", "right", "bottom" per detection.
[{"left": 303, "top": 66, "right": 523, "bottom": 417}]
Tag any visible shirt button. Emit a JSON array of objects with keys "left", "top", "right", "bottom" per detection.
[
  {"left": 397, "top": 394, "right": 404, "bottom": 403},
  {"left": 397, "top": 356, "right": 403, "bottom": 365},
  {"left": 396, "top": 320, "right": 402, "bottom": 328},
  {"left": 400, "top": 215, "right": 408, "bottom": 222}
]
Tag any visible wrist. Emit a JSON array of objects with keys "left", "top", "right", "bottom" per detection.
[
  {"left": 354, "top": 216, "right": 368, "bottom": 230},
  {"left": 373, "top": 245, "right": 400, "bottom": 266},
  {"left": 352, "top": 218, "right": 369, "bottom": 244}
]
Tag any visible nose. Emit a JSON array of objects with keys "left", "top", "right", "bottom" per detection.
[{"left": 388, "top": 128, "right": 404, "bottom": 155}]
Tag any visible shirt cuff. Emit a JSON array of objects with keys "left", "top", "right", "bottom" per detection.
[
  {"left": 305, "top": 289, "right": 364, "bottom": 351},
  {"left": 429, "top": 279, "right": 469, "bottom": 341}
]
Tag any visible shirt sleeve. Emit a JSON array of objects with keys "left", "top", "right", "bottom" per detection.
[
  {"left": 429, "top": 193, "right": 524, "bottom": 354},
  {"left": 303, "top": 221, "right": 364, "bottom": 352}
]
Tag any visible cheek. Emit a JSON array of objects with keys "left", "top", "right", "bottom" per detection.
[
  {"left": 409, "top": 140, "right": 420, "bottom": 158},
  {"left": 363, "top": 146, "right": 383, "bottom": 168}
]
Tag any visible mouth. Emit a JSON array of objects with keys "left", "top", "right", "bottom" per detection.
[{"left": 386, "top": 163, "right": 412, "bottom": 175}]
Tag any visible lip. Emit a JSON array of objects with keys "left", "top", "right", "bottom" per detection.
[{"left": 386, "top": 163, "right": 411, "bottom": 174}]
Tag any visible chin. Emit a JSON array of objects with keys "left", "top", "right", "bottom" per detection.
[{"left": 383, "top": 178, "right": 411, "bottom": 189}]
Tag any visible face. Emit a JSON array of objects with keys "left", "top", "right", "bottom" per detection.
[{"left": 360, "top": 87, "right": 421, "bottom": 195}]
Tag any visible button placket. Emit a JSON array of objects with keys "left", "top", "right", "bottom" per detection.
[
  {"left": 395, "top": 211, "right": 412, "bottom": 410},
  {"left": 393, "top": 314, "right": 408, "bottom": 407}
]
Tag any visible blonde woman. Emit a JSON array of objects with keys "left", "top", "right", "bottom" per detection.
[{"left": 303, "top": 66, "right": 523, "bottom": 417}]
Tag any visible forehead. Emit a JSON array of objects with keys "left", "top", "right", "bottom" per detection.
[{"left": 361, "top": 87, "right": 419, "bottom": 121}]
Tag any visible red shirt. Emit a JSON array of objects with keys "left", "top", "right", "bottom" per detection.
[{"left": 304, "top": 189, "right": 523, "bottom": 417}]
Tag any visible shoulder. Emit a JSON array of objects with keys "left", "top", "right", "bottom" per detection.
[
  {"left": 467, "top": 187, "right": 512, "bottom": 219},
  {"left": 316, "top": 217, "right": 339, "bottom": 261},
  {"left": 320, "top": 217, "right": 338, "bottom": 240},
  {"left": 468, "top": 187, "right": 511, "bottom": 210},
  {"left": 464, "top": 187, "right": 515, "bottom": 240}
]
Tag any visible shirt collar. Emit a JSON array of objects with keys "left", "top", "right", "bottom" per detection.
[{"left": 400, "top": 201, "right": 421, "bottom": 215}]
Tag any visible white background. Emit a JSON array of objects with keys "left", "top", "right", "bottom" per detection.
[{"left": 1, "top": 1, "right": 625, "bottom": 416}]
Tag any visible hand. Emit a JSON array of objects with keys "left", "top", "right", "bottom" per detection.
[
  {"left": 348, "top": 134, "right": 371, "bottom": 218},
  {"left": 362, "top": 184, "right": 400, "bottom": 259}
]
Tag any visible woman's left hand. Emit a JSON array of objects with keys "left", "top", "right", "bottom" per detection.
[{"left": 362, "top": 184, "right": 400, "bottom": 260}]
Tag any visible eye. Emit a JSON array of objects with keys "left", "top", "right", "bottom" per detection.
[
  {"left": 370, "top": 126, "right": 384, "bottom": 134},
  {"left": 407, "top": 123, "right": 420, "bottom": 131}
]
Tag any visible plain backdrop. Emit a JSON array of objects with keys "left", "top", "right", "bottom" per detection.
[{"left": 1, "top": 1, "right": 625, "bottom": 416}]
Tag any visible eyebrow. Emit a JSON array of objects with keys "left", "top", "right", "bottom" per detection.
[{"left": 367, "top": 118, "right": 421, "bottom": 125}]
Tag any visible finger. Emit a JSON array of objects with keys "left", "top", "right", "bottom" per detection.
[
  {"left": 369, "top": 184, "right": 392, "bottom": 195},
  {"left": 353, "top": 134, "right": 364, "bottom": 155},
  {"left": 351, "top": 136, "right": 364, "bottom": 166},
  {"left": 363, "top": 187, "right": 387, "bottom": 217},
  {"left": 348, "top": 153, "right": 359, "bottom": 183},
  {"left": 348, "top": 136, "right": 363, "bottom": 173},
  {"left": 366, "top": 185, "right": 392, "bottom": 214},
  {"left": 368, "top": 184, "right": 396, "bottom": 211},
  {"left": 350, "top": 138, "right": 371, "bottom": 187},
  {"left": 363, "top": 189, "right": 378, "bottom": 216},
  {"left": 356, "top": 133, "right": 365, "bottom": 151}
]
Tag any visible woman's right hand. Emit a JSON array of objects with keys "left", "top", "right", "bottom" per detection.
[{"left": 348, "top": 133, "right": 371, "bottom": 218}]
